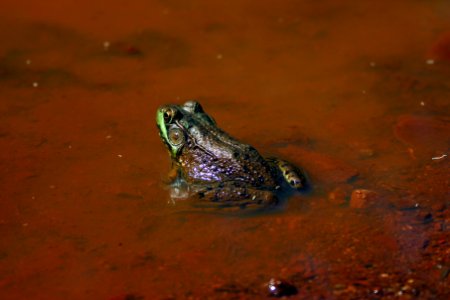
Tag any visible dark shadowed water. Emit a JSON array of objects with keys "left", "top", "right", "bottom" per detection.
[{"left": 0, "top": 1, "right": 449, "bottom": 299}]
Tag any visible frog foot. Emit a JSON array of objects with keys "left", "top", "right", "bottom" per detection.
[
  {"left": 192, "top": 183, "right": 279, "bottom": 210},
  {"left": 270, "top": 158, "right": 308, "bottom": 190}
]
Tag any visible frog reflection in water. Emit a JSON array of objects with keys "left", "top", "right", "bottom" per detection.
[{"left": 156, "top": 101, "right": 307, "bottom": 210}]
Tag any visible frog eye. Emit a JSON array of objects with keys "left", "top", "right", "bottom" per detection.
[
  {"left": 162, "top": 107, "right": 177, "bottom": 124},
  {"left": 168, "top": 128, "right": 185, "bottom": 146}
]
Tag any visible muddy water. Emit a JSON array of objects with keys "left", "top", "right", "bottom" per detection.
[{"left": 0, "top": 0, "right": 449, "bottom": 299}]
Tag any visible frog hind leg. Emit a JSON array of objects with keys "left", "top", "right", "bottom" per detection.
[
  {"left": 191, "top": 183, "right": 278, "bottom": 211},
  {"left": 270, "top": 158, "right": 308, "bottom": 190}
]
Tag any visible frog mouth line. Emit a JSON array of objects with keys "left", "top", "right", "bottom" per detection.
[
  {"left": 156, "top": 109, "right": 169, "bottom": 142},
  {"left": 156, "top": 124, "right": 171, "bottom": 151},
  {"left": 156, "top": 108, "right": 181, "bottom": 158}
]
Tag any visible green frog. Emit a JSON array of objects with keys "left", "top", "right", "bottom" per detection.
[{"left": 156, "top": 101, "right": 307, "bottom": 210}]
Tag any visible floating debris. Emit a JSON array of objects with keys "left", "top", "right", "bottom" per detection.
[
  {"left": 432, "top": 154, "right": 447, "bottom": 160},
  {"left": 103, "top": 41, "right": 110, "bottom": 50}
]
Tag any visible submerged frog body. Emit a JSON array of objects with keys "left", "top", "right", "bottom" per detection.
[{"left": 156, "top": 101, "right": 307, "bottom": 210}]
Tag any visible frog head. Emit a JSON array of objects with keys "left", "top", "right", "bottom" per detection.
[{"left": 156, "top": 100, "right": 216, "bottom": 160}]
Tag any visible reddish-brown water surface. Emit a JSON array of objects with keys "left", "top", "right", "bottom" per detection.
[{"left": 1, "top": 1, "right": 449, "bottom": 299}]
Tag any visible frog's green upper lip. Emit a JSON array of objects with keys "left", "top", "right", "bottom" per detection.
[{"left": 156, "top": 107, "right": 168, "bottom": 143}]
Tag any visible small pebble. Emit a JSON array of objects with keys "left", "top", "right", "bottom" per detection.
[
  {"left": 32, "top": 82, "right": 39, "bottom": 88},
  {"left": 372, "top": 287, "right": 382, "bottom": 295},
  {"left": 426, "top": 59, "right": 435, "bottom": 65},
  {"left": 267, "top": 278, "right": 297, "bottom": 297}
]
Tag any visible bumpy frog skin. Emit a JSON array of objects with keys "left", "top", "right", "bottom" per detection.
[{"left": 156, "top": 101, "right": 307, "bottom": 210}]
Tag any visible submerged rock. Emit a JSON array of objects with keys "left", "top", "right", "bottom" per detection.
[{"left": 350, "top": 189, "right": 379, "bottom": 209}]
